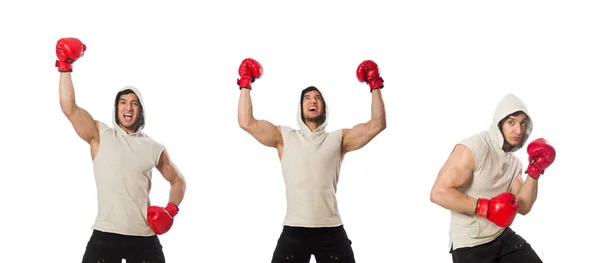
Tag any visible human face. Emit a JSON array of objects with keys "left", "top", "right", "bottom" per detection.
[
  {"left": 501, "top": 112, "right": 528, "bottom": 146},
  {"left": 117, "top": 93, "right": 140, "bottom": 132},
  {"left": 302, "top": 90, "right": 324, "bottom": 122}
]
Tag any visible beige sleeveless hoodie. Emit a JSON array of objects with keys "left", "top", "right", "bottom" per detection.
[
  {"left": 91, "top": 86, "right": 165, "bottom": 236},
  {"left": 449, "top": 93, "right": 533, "bottom": 250},
  {"left": 279, "top": 88, "right": 344, "bottom": 228}
]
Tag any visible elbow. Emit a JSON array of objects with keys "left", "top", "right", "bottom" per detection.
[
  {"left": 430, "top": 187, "right": 443, "bottom": 205},
  {"left": 238, "top": 117, "right": 250, "bottom": 130},
  {"left": 60, "top": 102, "right": 76, "bottom": 118},
  {"left": 518, "top": 204, "right": 532, "bottom": 215},
  {"left": 377, "top": 114, "right": 387, "bottom": 131},
  {"left": 238, "top": 121, "right": 251, "bottom": 131},
  {"left": 171, "top": 173, "right": 187, "bottom": 190},
  {"left": 518, "top": 208, "right": 531, "bottom": 216},
  {"left": 178, "top": 176, "right": 187, "bottom": 192},
  {"left": 370, "top": 119, "right": 386, "bottom": 133},
  {"left": 237, "top": 114, "right": 252, "bottom": 131},
  {"left": 516, "top": 196, "right": 533, "bottom": 215},
  {"left": 379, "top": 120, "right": 387, "bottom": 131},
  {"left": 238, "top": 117, "right": 256, "bottom": 132}
]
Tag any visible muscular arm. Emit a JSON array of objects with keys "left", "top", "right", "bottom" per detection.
[
  {"left": 510, "top": 172, "right": 539, "bottom": 215},
  {"left": 59, "top": 72, "right": 99, "bottom": 146},
  {"left": 430, "top": 144, "right": 479, "bottom": 214},
  {"left": 237, "top": 89, "right": 282, "bottom": 148},
  {"left": 156, "top": 148, "right": 186, "bottom": 206},
  {"left": 341, "top": 89, "right": 386, "bottom": 154}
]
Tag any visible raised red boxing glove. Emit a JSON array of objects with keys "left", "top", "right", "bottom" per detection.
[
  {"left": 475, "top": 192, "right": 519, "bottom": 228},
  {"left": 525, "top": 138, "right": 556, "bottom": 179},
  {"left": 356, "top": 60, "right": 384, "bottom": 91},
  {"left": 147, "top": 203, "right": 179, "bottom": 235},
  {"left": 237, "top": 58, "right": 263, "bottom": 89},
  {"left": 55, "top": 38, "right": 87, "bottom": 72}
]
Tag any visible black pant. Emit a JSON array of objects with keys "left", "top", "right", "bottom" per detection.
[
  {"left": 450, "top": 228, "right": 543, "bottom": 263},
  {"left": 271, "top": 225, "right": 356, "bottom": 263},
  {"left": 81, "top": 230, "right": 166, "bottom": 263}
]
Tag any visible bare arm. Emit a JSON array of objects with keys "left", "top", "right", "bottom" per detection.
[
  {"left": 156, "top": 148, "right": 186, "bottom": 206},
  {"left": 341, "top": 89, "right": 386, "bottom": 154},
  {"left": 237, "top": 89, "right": 282, "bottom": 148},
  {"left": 59, "top": 72, "right": 99, "bottom": 145},
  {"left": 430, "top": 144, "right": 479, "bottom": 214},
  {"left": 510, "top": 172, "right": 539, "bottom": 215}
]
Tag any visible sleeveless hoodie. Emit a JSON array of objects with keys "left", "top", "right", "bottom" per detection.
[
  {"left": 279, "top": 88, "right": 344, "bottom": 228},
  {"left": 91, "top": 86, "right": 165, "bottom": 236},
  {"left": 449, "top": 93, "right": 533, "bottom": 250}
]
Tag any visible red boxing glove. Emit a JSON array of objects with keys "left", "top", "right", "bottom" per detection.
[
  {"left": 147, "top": 203, "right": 179, "bottom": 235},
  {"left": 237, "top": 58, "right": 263, "bottom": 89},
  {"left": 55, "top": 37, "right": 87, "bottom": 72},
  {"left": 356, "top": 60, "right": 384, "bottom": 91},
  {"left": 525, "top": 138, "right": 556, "bottom": 179},
  {"left": 476, "top": 192, "right": 519, "bottom": 228}
]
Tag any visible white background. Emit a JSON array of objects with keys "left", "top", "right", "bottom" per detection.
[{"left": 1, "top": 0, "right": 599, "bottom": 262}]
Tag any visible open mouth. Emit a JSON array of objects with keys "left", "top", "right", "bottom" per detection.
[
  {"left": 124, "top": 113, "right": 133, "bottom": 121},
  {"left": 308, "top": 106, "right": 316, "bottom": 112}
]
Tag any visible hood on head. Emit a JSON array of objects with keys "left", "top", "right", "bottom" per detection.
[
  {"left": 488, "top": 93, "right": 533, "bottom": 153},
  {"left": 112, "top": 86, "right": 147, "bottom": 135},
  {"left": 297, "top": 86, "right": 329, "bottom": 141}
]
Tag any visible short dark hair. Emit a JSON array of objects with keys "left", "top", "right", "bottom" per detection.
[
  {"left": 300, "top": 86, "right": 326, "bottom": 123},
  {"left": 114, "top": 89, "right": 145, "bottom": 131}
]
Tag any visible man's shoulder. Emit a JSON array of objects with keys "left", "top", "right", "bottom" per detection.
[
  {"left": 96, "top": 121, "right": 114, "bottom": 134},
  {"left": 329, "top": 129, "right": 344, "bottom": 138},
  {"left": 457, "top": 131, "right": 493, "bottom": 155},
  {"left": 459, "top": 131, "right": 489, "bottom": 145},
  {"left": 96, "top": 120, "right": 108, "bottom": 128},
  {"left": 278, "top": 125, "right": 295, "bottom": 134}
]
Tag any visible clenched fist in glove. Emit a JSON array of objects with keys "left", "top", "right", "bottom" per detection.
[
  {"left": 356, "top": 60, "right": 384, "bottom": 91},
  {"left": 237, "top": 58, "right": 263, "bottom": 89},
  {"left": 147, "top": 203, "right": 179, "bottom": 235},
  {"left": 475, "top": 192, "right": 519, "bottom": 228},
  {"left": 55, "top": 37, "right": 86, "bottom": 72},
  {"left": 525, "top": 138, "right": 556, "bottom": 179}
]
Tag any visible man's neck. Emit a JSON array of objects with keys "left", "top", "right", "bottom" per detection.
[{"left": 502, "top": 142, "right": 514, "bottom": 152}]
